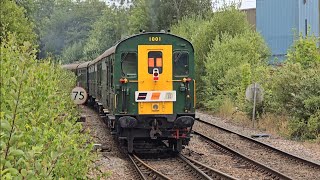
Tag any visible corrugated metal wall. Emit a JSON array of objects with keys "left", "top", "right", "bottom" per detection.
[
  {"left": 256, "top": 0, "right": 320, "bottom": 62},
  {"left": 298, "top": 0, "right": 320, "bottom": 37}
]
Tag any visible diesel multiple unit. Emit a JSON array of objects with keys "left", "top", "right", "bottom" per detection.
[{"left": 64, "top": 32, "right": 195, "bottom": 153}]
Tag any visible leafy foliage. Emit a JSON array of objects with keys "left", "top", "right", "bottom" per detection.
[
  {"left": 27, "top": 0, "right": 106, "bottom": 60},
  {"left": 287, "top": 35, "right": 320, "bottom": 68},
  {"left": 83, "top": 6, "right": 129, "bottom": 60},
  {"left": 172, "top": 6, "right": 254, "bottom": 107},
  {"left": 0, "top": 34, "right": 93, "bottom": 178},
  {"left": 127, "top": 0, "right": 153, "bottom": 34},
  {"left": 268, "top": 63, "right": 320, "bottom": 139},
  {"left": 171, "top": 15, "right": 207, "bottom": 41},
  {"left": 15, "top": 0, "right": 214, "bottom": 62},
  {"left": 60, "top": 41, "right": 85, "bottom": 64},
  {"left": 0, "top": 0, "right": 37, "bottom": 44},
  {"left": 202, "top": 31, "right": 269, "bottom": 111},
  {"left": 156, "top": 0, "right": 212, "bottom": 30}
]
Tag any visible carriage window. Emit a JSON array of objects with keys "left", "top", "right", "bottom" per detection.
[
  {"left": 173, "top": 51, "right": 189, "bottom": 76},
  {"left": 148, "top": 51, "right": 163, "bottom": 74},
  {"left": 121, "top": 52, "right": 137, "bottom": 78}
]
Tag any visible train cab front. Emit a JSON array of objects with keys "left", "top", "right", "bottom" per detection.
[{"left": 114, "top": 43, "right": 195, "bottom": 153}]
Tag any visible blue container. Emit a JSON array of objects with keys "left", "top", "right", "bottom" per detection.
[{"left": 256, "top": 0, "right": 320, "bottom": 63}]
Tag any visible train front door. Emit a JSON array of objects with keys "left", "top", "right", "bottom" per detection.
[{"left": 137, "top": 45, "right": 175, "bottom": 115}]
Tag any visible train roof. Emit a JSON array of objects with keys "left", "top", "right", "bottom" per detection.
[
  {"left": 88, "top": 32, "right": 193, "bottom": 66},
  {"left": 89, "top": 45, "right": 117, "bottom": 66},
  {"left": 78, "top": 61, "right": 91, "bottom": 68},
  {"left": 61, "top": 63, "right": 80, "bottom": 70}
]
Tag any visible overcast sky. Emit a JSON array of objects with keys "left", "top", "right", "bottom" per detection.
[
  {"left": 105, "top": 0, "right": 256, "bottom": 10},
  {"left": 239, "top": 0, "right": 256, "bottom": 9},
  {"left": 215, "top": 0, "right": 256, "bottom": 9}
]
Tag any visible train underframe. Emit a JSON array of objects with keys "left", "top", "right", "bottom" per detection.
[
  {"left": 89, "top": 96, "right": 195, "bottom": 153},
  {"left": 108, "top": 114, "right": 195, "bottom": 153}
]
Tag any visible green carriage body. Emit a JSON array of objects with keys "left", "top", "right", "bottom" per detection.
[{"left": 77, "top": 32, "right": 195, "bottom": 153}]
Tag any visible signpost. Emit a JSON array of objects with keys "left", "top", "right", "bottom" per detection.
[
  {"left": 71, "top": 87, "right": 88, "bottom": 123},
  {"left": 245, "top": 83, "right": 264, "bottom": 128},
  {"left": 71, "top": 87, "right": 88, "bottom": 105}
]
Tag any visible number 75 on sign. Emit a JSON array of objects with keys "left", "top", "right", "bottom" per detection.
[{"left": 71, "top": 87, "right": 88, "bottom": 105}]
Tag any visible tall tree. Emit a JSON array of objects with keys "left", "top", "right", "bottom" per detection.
[
  {"left": 128, "top": 0, "right": 153, "bottom": 33},
  {"left": 156, "top": 0, "right": 212, "bottom": 30},
  {"left": 35, "top": 0, "right": 105, "bottom": 59},
  {"left": 0, "top": 0, "right": 36, "bottom": 44},
  {"left": 83, "top": 6, "right": 129, "bottom": 60}
]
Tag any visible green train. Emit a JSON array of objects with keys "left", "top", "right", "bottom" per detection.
[{"left": 65, "top": 32, "right": 196, "bottom": 153}]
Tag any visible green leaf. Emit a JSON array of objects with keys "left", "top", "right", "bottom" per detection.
[
  {"left": 5, "top": 161, "right": 12, "bottom": 168},
  {"left": 16, "top": 158, "right": 26, "bottom": 166},
  {"left": 35, "top": 161, "right": 41, "bottom": 171},
  {"left": 0, "top": 120, "right": 11, "bottom": 131},
  {"left": 2, "top": 167, "right": 19, "bottom": 175},
  {"left": 51, "top": 151, "right": 58, "bottom": 159},
  {"left": 9, "top": 149, "right": 25, "bottom": 157},
  {"left": 10, "top": 77, "right": 18, "bottom": 86},
  {"left": 21, "top": 169, "right": 27, "bottom": 177}
]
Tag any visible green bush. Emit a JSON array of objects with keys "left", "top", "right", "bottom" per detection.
[
  {"left": 172, "top": 6, "right": 252, "bottom": 107},
  {"left": 287, "top": 35, "right": 320, "bottom": 68},
  {"left": 0, "top": 34, "right": 93, "bottom": 179},
  {"left": 307, "top": 111, "right": 320, "bottom": 139},
  {"left": 0, "top": 0, "right": 37, "bottom": 45},
  {"left": 269, "top": 63, "right": 320, "bottom": 139},
  {"left": 172, "top": 6, "right": 320, "bottom": 140},
  {"left": 202, "top": 31, "right": 269, "bottom": 112},
  {"left": 171, "top": 15, "right": 207, "bottom": 41},
  {"left": 266, "top": 35, "right": 320, "bottom": 139}
]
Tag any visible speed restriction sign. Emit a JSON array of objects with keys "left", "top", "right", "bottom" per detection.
[{"left": 71, "top": 87, "right": 88, "bottom": 105}]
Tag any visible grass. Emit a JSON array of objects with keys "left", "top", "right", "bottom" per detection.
[
  {"left": 215, "top": 99, "right": 292, "bottom": 137},
  {"left": 217, "top": 98, "right": 235, "bottom": 118},
  {"left": 256, "top": 113, "right": 291, "bottom": 137}
]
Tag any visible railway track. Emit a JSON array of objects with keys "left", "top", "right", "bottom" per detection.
[
  {"left": 128, "top": 154, "right": 171, "bottom": 180},
  {"left": 194, "top": 118, "right": 320, "bottom": 179},
  {"left": 129, "top": 153, "right": 237, "bottom": 180},
  {"left": 191, "top": 130, "right": 292, "bottom": 179},
  {"left": 178, "top": 154, "right": 236, "bottom": 180},
  {"left": 179, "top": 154, "right": 237, "bottom": 180}
]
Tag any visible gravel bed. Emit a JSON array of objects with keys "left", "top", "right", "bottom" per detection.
[
  {"left": 195, "top": 112, "right": 320, "bottom": 180},
  {"left": 196, "top": 111, "right": 320, "bottom": 163},
  {"left": 80, "top": 107, "right": 319, "bottom": 179},
  {"left": 182, "top": 135, "right": 271, "bottom": 180},
  {"left": 81, "top": 106, "right": 137, "bottom": 180},
  {"left": 143, "top": 157, "right": 199, "bottom": 180}
]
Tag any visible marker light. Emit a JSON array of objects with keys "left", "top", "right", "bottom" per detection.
[
  {"left": 183, "top": 77, "right": 192, "bottom": 83},
  {"left": 120, "top": 78, "right": 128, "bottom": 84},
  {"left": 153, "top": 68, "right": 159, "bottom": 81}
]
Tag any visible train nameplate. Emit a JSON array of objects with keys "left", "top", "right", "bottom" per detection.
[
  {"left": 149, "top": 36, "right": 161, "bottom": 42},
  {"left": 135, "top": 91, "right": 176, "bottom": 102}
]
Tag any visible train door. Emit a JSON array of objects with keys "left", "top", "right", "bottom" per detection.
[
  {"left": 88, "top": 65, "right": 93, "bottom": 95},
  {"left": 105, "top": 57, "right": 110, "bottom": 110},
  {"left": 106, "top": 55, "right": 114, "bottom": 113},
  {"left": 97, "top": 62, "right": 102, "bottom": 100},
  {"left": 137, "top": 45, "right": 174, "bottom": 114}
]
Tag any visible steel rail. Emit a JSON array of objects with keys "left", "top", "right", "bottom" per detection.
[
  {"left": 128, "top": 154, "right": 172, "bottom": 180},
  {"left": 193, "top": 130, "right": 293, "bottom": 180},
  {"left": 196, "top": 118, "right": 320, "bottom": 169},
  {"left": 179, "top": 154, "right": 237, "bottom": 180},
  {"left": 177, "top": 154, "right": 213, "bottom": 180}
]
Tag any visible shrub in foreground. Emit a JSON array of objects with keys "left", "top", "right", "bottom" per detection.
[{"left": 0, "top": 35, "right": 93, "bottom": 179}]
